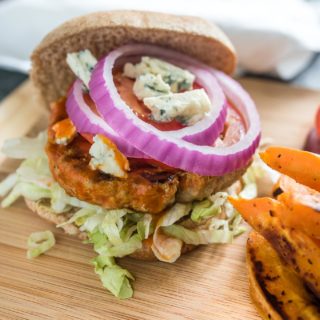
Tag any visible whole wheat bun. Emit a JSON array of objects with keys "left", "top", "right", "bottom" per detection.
[
  {"left": 25, "top": 198, "right": 195, "bottom": 261},
  {"left": 31, "top": 10, "right": 236, "bottom": 106}
]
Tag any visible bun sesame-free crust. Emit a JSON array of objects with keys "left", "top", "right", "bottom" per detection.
[{"left": 31, "top": 10, "right": 236, "bottom": 106}]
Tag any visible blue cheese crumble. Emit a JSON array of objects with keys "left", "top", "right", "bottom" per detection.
[
  {"left": 143, "top": 89, "right": 211, "bottom": 126},
  {"left": 66, "top": 50, "right": 97, "bottom": 88},
  {"left": 123, "top": 57, "right": 195, "bottom": 93},
  {"left": 133, "top": 74, "right": 171, "bottom": 100},
  {"left": 89, "top": 135, "right": 129, "bottom": 178}
]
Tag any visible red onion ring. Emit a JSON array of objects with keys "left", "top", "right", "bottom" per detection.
[
  {"left": 178, "top": 67, "right": 227, "bottom": 145},
  {"left": 89, "top": 45, "right": 261, "bottom": 176},
  {"left": 102, "top": 45, "right": 227, "bottom": 146},
  {"left": 66, "top": 79, "right": 146, "bottom": 158}
]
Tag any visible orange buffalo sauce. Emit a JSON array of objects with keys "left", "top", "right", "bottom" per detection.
[
  {"left": 97, "top": 134, "right": 130, "bottom": 173},
  {"left": 52, "top": 118, "right": 77, "bottom": 145}
]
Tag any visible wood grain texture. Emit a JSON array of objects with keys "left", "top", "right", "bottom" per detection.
[{"left": 0, "top": 78, "right": 319, "bottom": 320}]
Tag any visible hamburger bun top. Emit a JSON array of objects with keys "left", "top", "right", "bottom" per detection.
[{"left": 31, "top": 10, "right": 236, "bottom": 106}]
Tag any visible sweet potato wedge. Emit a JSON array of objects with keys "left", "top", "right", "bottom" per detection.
[
  {"left": 260, "top": 147, "right": 320, "bottom": 192},
  {"left": 229, "top": 197, "right": 320, "bottom": 298},
  {"left": 272, "top": 175, "right": 320, "bottom": 239},
  {"left": 247, "top": 231, "right": 320, "bottom": 320}
]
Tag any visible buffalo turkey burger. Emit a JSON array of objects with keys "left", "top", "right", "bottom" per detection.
[{"left": 0, "top": 11, "right": 260, "bottom": 298}]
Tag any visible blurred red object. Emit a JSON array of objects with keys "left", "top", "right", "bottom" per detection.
[{"left": 304, "top": 106, "right": 320, "bottom": 154}]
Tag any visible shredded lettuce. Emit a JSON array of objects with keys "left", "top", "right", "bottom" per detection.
[
  {"left": 80, "top": 209, "right": 147, "bottom": 298},
  {"left": 191, "top": 192, "right": 227, "bottom": 222},
  {"left": 92, "top": 254, "right": 134, "bottom": 299},
  {"left": 0, "top": 173, "right": 17, "bottom": 197},
  {"left": 0, "top": 133, "right": 53, "bottom": 208},
  {"left": 80, "top": 212, "right": 106, "bottom": 233},
  {"left": 157, "top": 203, "right": 191, "bottom": 228},
  {"left": 56, "top": 208, "right": 95, "bottom": 228},
  {"left": 1, "top": 182, "right": 51, "bottom": 208},
  {"left": 163, "top": 225, "right": 233, "bottom": 245},
  {"left": 0, "top": 134, "right": 104, "bottom": 211},
  {"left": 239, "top": 182, "right": 257, "bottom": 199},
  {"left": 163, "top": 215, "right": 246, "bottom": 245},
  {"left": 92, "top": 254, "right": 115, "bottom": 269},
  {"left": 87, "top": 230, "right": 110, "bottom": 252},
  {"left": 239, "top": 146, "right": 280, "bottom": 198},
  {"left": 67, "top": 196, "right": 99, "bottom": 210},
  {"left": 89, "top": 232, "right": 135, "bottom": 299},
  {"left": 50, "top": 182, "right": 71, "bottom": 213},
  {"left": 0, "top": 159, "right": 95, "bottom": 211},
  {"left": 232, "top": 214, "right": 247, "bottom": 236},
  {"left": 16, "top": 156, "right": 51, "bottom": 184},
  {"left": 101, "top": 210, "right": 128, "bottom": 246},
  {"left": 137, "top": 214, "right": 153, "bottom": 240},
  {"left": 120, "top": 224, "right": 137, "bottom": 242},
  {"left": 2, "top": 132, "right": 47, "bottom": 159},
  {"left": 151, "top": 203, "right": 191, "bottom": 263},
  {"left": 101, "top": 234, "right": 142, "bottom": 258},
  {"left": 239, "top": 165, "right": 259, "bottom": 199},
  {"left": 160, "top": 189, "right": 247, "bottom": 247},
  {"left": 94, "top": 263, "right": 134, "bottom": 299},
  {"left": 163, "top": 194, "right": 246, "bottom": 246},
  {"left": 83, "top": 210, "right": 143, "bottom": 258},
  {"left": 0, "top": 131, "right": 271, "bottom": 299},
  {"left": 27, "top": 230, "right": 55, "bottom": 259}
]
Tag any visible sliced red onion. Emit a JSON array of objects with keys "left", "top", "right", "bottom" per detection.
[
  {"left": 103, "top": 44, "right": 227, "bottom": 146},
  {"left": 155, "top": 66, "right": 227, "bottom": 145},
  {"left": 89, "top": 45, "right": 261, "bottom": 176},
  {"left": 66, "top": 79, "right": 146, "bottom": 158},
  {"left": 176, "top": 67, "right": 227, "bottom": 145}
]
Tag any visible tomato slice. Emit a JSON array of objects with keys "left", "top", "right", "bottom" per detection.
[
  {"left": 217, "top": 101, "right": 246, "bottom": 147},
  {"left": 80, "top": 132, "right": 94, "bottom": 144},
  {"left": 113, "top": 70, "right": 185, "bottom": 131}
]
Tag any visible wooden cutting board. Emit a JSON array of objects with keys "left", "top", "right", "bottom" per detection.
[{"left": 0, "top": 78, "right": 319, "bottom": 320}]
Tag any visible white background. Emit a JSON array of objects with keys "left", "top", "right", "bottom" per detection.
[{"left": 0, "top": 0, "right": 319, "bottom": 80}]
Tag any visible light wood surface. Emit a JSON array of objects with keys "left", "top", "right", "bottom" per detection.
[{"left": 0, "top": 78, "right": 319, "bottom": 320}]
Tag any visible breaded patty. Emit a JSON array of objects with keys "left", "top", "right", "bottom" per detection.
[{"left": 46, "top": 98, "right": 248, "bottom": 214}]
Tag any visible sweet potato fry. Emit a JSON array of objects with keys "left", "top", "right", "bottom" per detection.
[
  {"left": 260, "top": 146, "right": 320, "bottom": 192},
  {"left": 229, "top": 197, "right": 320, "bottom": 298},
  {"left": 272, "top": 175, "right": 320, "bottom": 239},
  {"left": 247, "top": 231, "right": 320, "bottom": 320}
]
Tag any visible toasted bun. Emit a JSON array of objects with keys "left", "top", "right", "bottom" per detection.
[
  {"left": 25, "top": 198, "right": 87, "bottom": 240},
  {"left": 31, "top": 10, "right": 236, "bottom": 106},
  {"left": 25, "top": 198, "right": 195, "bottom": 261}
]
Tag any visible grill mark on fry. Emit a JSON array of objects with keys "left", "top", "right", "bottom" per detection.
[
  {"left": 262, "top": 229, "right": 320, "bottom": 301},
  {"left": 249, "top": 248, "right": 289, "bottom": 319},
  {"left": 272, "top": 187, "right": 283, "bottom": 198}
]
